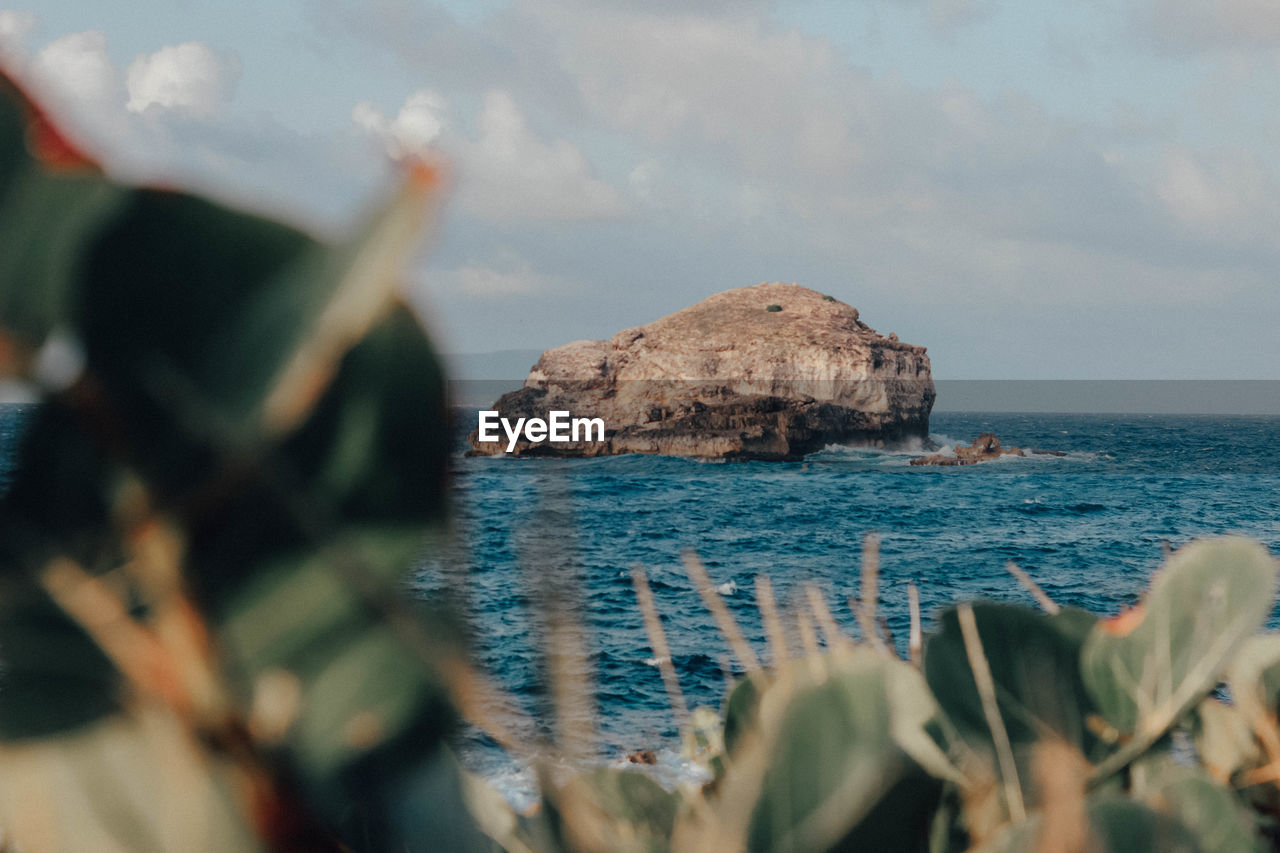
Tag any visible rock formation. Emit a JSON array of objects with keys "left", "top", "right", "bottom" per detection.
[
  {"left": 909, "top": 433, "right": 1067, "bottom": 466},
  {"left": 468, "top": 282, "right": 935, "bottom": 460}
]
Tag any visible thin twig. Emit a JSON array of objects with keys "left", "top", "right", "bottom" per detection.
[
  {"left": 795, "top": 607, "right": 820, "bottom": 660},
  {"left": 755, "top": 576, "right": 789, "bottom": 667},
  {"left": 1005, "top": 562, "right": 1060, "bottom": 615},
  {"left": 683, "top": 552, "right": 761, "bottom": 672},
  {"left": 40, "top": 557, "right": 189, "bottom": 711},
  {"left": 878, "top": 615, "right": 898, "bottom": 657},
  {"left": 632, "top": 567, "right": 691, "bottom": 737},
  {"left": 546, "top": 610, "right": 594, "bottom": 762},
  {"left": 858, "top": 535, "right": 886, "bottom": 652},
  {"left": 958, "top": 602, "right": 1026, "bottom": 823},
  {"left": 804, "top": 584, "right": 850, "bottom": 652},
  {"left": 908, "top": 583, "right": 923, "bottom": 668}
]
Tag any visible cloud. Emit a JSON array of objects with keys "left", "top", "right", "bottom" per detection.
[
  {"left": 354, "top": 88, "right": 624, "bottom": 222},
  {"left": 125, "top": 42, "right": 240, "bottom": 117},
  {"left": 481, "top": 0, "right": 1280, "bottom": 322},
  {"left": 1153, "top": 147, "right": 1280, "bottom": 247},
  {"left": 14, "top": 1, "right": 1278, "bottom": 376},
  {"left": 923, "top": 0, "right": 997, "bottom": 33},
  {"left": 28, "top": 30, "right": 118, "bottom": 107},
  {"left": 627, "top": 159, "right": 660, "bottom": 201},
  {"left": 458, "top": 90, "right": 624, "bottom": 221},
  {"left": 1133, "top": 0, "right": 1280, "bottom": 53},
  {"left": 0, "top": 9, "right": 38, "bottom": 67},
  {"left": 430, "top": 255, "right": 564, "bottom": 298},
  {"left": 15, "top": 26, "right": 371, "bottom": 231},
  {"left": 352, "top": 89, "right": 448, "bottom": 158}
]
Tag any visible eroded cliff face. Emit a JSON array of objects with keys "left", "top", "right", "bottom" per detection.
[{"left": 468, "top": 282, "right": 934, "bottom": 460}]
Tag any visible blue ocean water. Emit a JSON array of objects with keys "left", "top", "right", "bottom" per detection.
[
  {"left": 2, "top": 405, "right": 1277, "bottom": 803},
  {"left": 435, "top": 412, "right": 1280, "bottom": 803}
]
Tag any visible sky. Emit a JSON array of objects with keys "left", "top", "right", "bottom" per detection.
[{"left": 2, "top": 0, "right": 1278, "bottom": 379}]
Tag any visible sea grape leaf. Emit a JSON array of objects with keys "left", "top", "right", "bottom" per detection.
[
  {"left": 0, "top": 403, "right": 126, "bottom": 739},
  {"left": 683, "top": 651, "right": 948, "bottom": 853},
  {"left": 747, "top": 654, "right": 946, "bottom": 852},
  {"left": 567, "top": 767, "right": 680, "bottom": 852},
  {"left": 0, "top": 707, "right": 263, "bottom": 852},
  {"left": 722, "top": 674, "right": 761, "bottom": 758},
  {"left": 924, "top": 602, "right": 1106, "bottom": 785},
  {"left": 1132, "top": 756, "right": 1264, "bottom": 853},
  {"left": 973, "top": 798, "right": 1205, "bottom": 853},
  {"left": 1226, "top": 634, "right": 1280, "bottom": 727},
  {"left": 0, "top": 73, "right": 126, "bottom": 362},
  {"left": 1081, "top": 538, "right": 1277, "bottom": 778},
  {"left": 72, "top": 163, "right": 435, "bottom": 454},
  {"left": 0, "top": 70, "right": 461, "bottom": 851},
  {"left": 1194, "top": 698, "right": 1262, "bottom": 787},
  {"left": 0, "top": 582, "right": 121, "bottom": 740}
]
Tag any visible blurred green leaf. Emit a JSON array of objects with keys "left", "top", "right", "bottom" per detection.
[
  {"left": 974, "top": 798, "right": 1204, "bottom": 853},
  {"left": 0, "top": 71, "right": 458, "bottom": 851},
  {"left": 0, "top": 74, "right": 126, "bottom": 357},
  {"left": 1133, "top": 757, "right": 1264, "bottom": 853},
  {"left": 722, "top": 674, "right": 761, "bottom": 759},
  {"left": 924, "top": 602, "right": 1105, "bottom": 805},
  {"left": 1082, "top": 539, "right": 1277, "bottom": 781},
  {"left": 0, "top": 707, "right": 264, "bottom": 852},
  {"left": 1194, "top": 698, "right": 1262, "bottom": 787},
  {"left": 1227, "top": 635, "right": 1280, "bottom": 727},
  {"left": 716, "top": 652, "right": 947, "bottom": 853}
]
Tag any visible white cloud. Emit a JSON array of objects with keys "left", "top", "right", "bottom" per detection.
[
  {"left": 628, "top": 159, "right": 660, "bottom": 201},
  {"left": 28, "top": 30, "right": 118, "bottom": 107},
  {"left": 1135, "top": 0, "right": 1280, "bottom": 52},
  {"left": 486, "top": 0, "right": 1280, "bottom": 319},
  {"left": 431, "top": 257, "right": 562, "bottom": 298},
  {"left": 925, "top": 0, "right": 995, "bottom": 30},
  {"left": 0, "top": 9, "right": 38, "bottom": 67},
  {"left": 14, "top": 26, "right": 366, "bottom": 230},
  {"left": 458, "top": 90, "right": 624, "bottom": 221},
  {"left": 1154, "top": 148, "right": 1280, "bottom": 246},
  {"left": 354, "top": 87, "right": 624, "bottom": 222},
  {"left": 125, "top": 42, "right": 240, "bottom": 117},
  {"left": 352, "top": 88, "right": 448, "bottom": 159}
]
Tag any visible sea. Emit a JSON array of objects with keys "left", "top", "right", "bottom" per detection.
[
  {"left": 2, "top": 404, "right": 1278, "bottom": 808},
  {"left": 435, "top": 410, "right": 1280, "bottom": 807}
]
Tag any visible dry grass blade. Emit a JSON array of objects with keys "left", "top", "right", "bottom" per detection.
[
  {"left": 796, "top": 606, "right": 821, "bottom": 661},
  {"left": 125, "top": 512, "right": 232, "bottom": 725},
  {"left": 632, "top": 567, "right": 692, "bottom": 737},
  {"left": 908, "top": 583, "right": 922, "bottom": 668},
  {"left": 1005, "top": 561, "right": 1060, "bottom": 615},
  {"left": 547, "top": 607, "right": 595, "bottom": 762},
  {"left": 957, "top": 603, "right": 1026, "bottom": 823},
  {"left": 755, "top": 575, "right": 789, "bottom": 667},
  {"left": 438, "top": 656, "right": 533, "bottom": 759},
  {"left": 804, "top": 584, "right": 850, "bottom": 652},
  {"left": 878, "top": 615, "right": 898, "bottom": 656},
  {"left": 682, "top": 551, "right": 761, "bottom": 672},
  {"left": 40, "top": 557, "right": 189, "bottom": 711},
  {"left": 1032, "top": 740, "right": 1091, "bottom": 853},
  {"left": 262, "top": 162, "right": 444, "bottom": 435},
  {"left": 858, "top": 535, "right": 886, "bottom": 652}
]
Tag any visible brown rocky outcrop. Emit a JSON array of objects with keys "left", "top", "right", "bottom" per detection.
[
  {"left": 909, "top": 433, "right": 1067, "bottom": 466},
  {"left": 467, "top": 282, "right": 935, "bottom": 460}
]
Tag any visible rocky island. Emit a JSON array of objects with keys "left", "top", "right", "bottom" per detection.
[
  {"left": 909, "top": 433, "right": 1069, "bottom": 466},
  {"left": 467, "top": 282, "right": 935, "bottom": 460}
]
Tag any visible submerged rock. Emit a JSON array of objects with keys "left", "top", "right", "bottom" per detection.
[
  {"left": 909, "top": 433, "right": 1066, "bottom": 466},
  {"left": 468, "top": 282, "right": 934, "bottom": 460}
]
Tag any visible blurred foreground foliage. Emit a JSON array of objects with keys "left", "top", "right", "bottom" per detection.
[
  {"left": 3, "top": 73, "right": 1280, "bottom": 853},
  {"left": 0, "top": 71, "right": 480, "bottom": 850}
]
